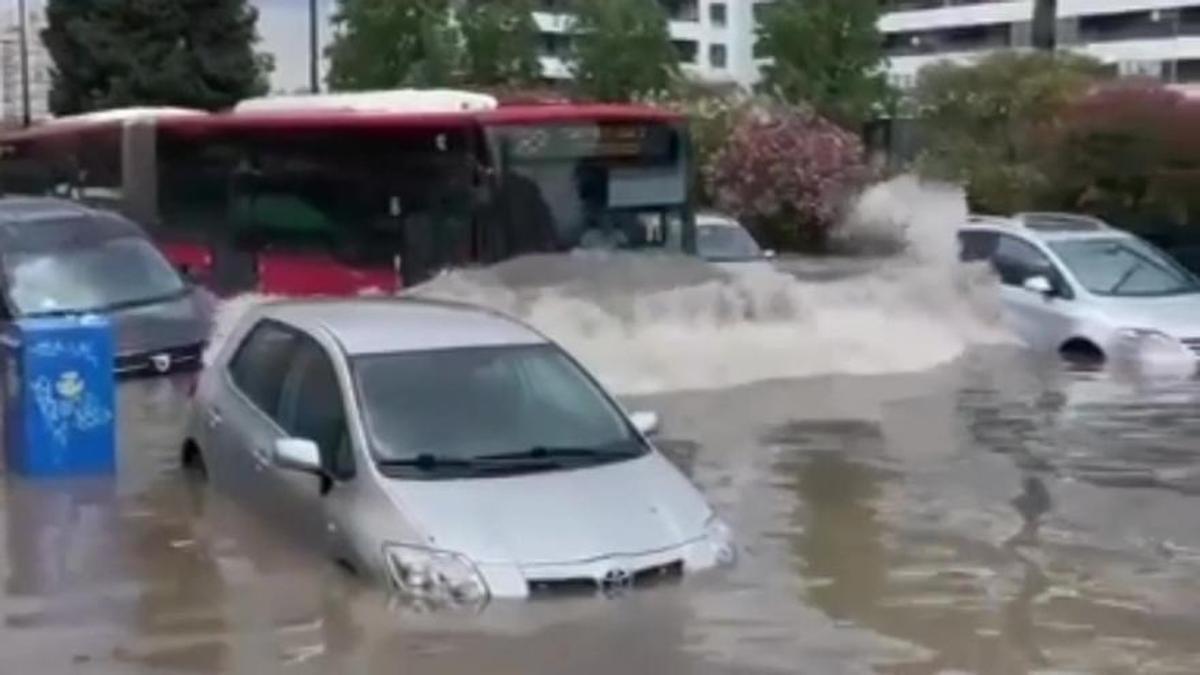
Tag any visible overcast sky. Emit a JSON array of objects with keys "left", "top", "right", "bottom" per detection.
[{"left": 253, "top": 0, "right": 336, "bottom": 93}]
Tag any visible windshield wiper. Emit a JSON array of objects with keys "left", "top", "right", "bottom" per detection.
[
  {"left": 476, "top": 444, "right": 641, "bottom": 462},
  {"left": 1110, "top": 261, "right": 1145, "bottom": 294},
  {"left": 376, "top": 453, "right": 564, "bottom": 475}
]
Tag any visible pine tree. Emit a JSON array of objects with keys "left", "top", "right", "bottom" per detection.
[{"left": 42, "top": 0, "right": 270, "bottom": 114}]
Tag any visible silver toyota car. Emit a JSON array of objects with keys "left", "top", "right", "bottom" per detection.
[{"left": 183, "top": 298, "right": 734, "bottom": 607}]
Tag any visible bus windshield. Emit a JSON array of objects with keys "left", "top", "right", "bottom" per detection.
[{"left": 484, "top": 122, "right": 690, "bottom": 258}]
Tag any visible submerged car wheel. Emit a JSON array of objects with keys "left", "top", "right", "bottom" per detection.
[{"left": 1060, "top": 338, "right": 1105, "bottom": 367}]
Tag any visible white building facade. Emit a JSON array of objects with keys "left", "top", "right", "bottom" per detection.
[
  {"left": 881, "top": 0, "right": 1200, "bottom": 92},
  {"left": 535, "top": 1, "right": 1200, "bottom": 94},
  {"left": 0, "top": 8, "right": 51, "bottom": 124},
  {"left": 534, "top": 0, "right": 772, "bottom": 88}
]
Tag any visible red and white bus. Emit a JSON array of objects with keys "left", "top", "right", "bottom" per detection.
[{"left": 0, "top": 92, "right": 696, "bottom": 296}]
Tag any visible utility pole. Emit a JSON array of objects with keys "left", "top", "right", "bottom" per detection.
[
  {"left": 309, "top": 0, "right": 320, "bottom": 93},
  {"left": 17, "top": 0, "right": 30, "bottom": 126}
]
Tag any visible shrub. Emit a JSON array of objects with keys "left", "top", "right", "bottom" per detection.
[{"left": 706, "top": 103, "right": 869, "bottom": 251}]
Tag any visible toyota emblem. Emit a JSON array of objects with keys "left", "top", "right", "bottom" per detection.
[
  {"left": 601, "top": 567, "right": 634, "bottom": 594},
  {"left": 151, "top": 353, "right": 172, "bottom": 373}
]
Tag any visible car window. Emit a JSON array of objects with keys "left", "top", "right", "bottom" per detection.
[
  {"left": 353, "top": 344, "right": 641, "bottom": 470},
  {"left": 958, "top": 230, "right": 997, "bottom": 262},
  {"left": 992, "top": 234, "right": 1073, "bottom": 298},
  {"left": 1048, "top": 238, "right": 1200, "bottom": 297},
  {"left": 276, "top": 338, "right": 354, "bottom": 480},
  {"left": 229, "top": 321, "right": 300, "bottom": 419},
  {"left": 697, "top": 224, "right": 762, "bottom": 261}
]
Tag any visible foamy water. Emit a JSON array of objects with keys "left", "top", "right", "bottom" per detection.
[{"left": 207, "top": 176, "right": 1013, "bottom": 395}]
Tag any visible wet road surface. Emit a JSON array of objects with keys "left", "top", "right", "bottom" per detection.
[{"left": 3, "top": 348, "right": 1200, "bottom": 674}]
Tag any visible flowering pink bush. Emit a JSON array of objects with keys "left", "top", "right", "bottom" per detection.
[{"left": 706, "top": 104, "right": 869, "bottom": 250}]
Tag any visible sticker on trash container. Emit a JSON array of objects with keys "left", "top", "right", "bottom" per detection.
[{"left": 31, "top": 369, "right": 113, "bottom": 447}]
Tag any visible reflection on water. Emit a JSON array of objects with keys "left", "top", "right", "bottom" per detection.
[{"left": 3, "top": 351, "right": 1200, "bottom": 673}]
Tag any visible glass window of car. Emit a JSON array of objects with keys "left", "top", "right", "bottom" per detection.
[
  {"left": 992, "top": 234, "right": 1072, "bottom": 298},
  {"left": 229, "top": 321, "right": 300, "bottom": 418},
  {"left": 4, "top": 235, "right": 186, "bottom": 316},
  {"left": 353, "top": 344, "right": 643, "bottom": 473},
  {"left": 958, "top": 230, "right": 997, "bottom": 263},
  {"left": 697, "top": 223, "right": 763, "bottom": 261},
  {"left": 276, "top": 338, "right": 354, "bottom": 480},
  {"left": 1048, "top": 237, "right": 1200, "bottom": 297}
]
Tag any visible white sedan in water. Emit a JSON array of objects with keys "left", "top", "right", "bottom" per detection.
[
  {"left": 183, "top": 298, "right": 734, "bottom": 607},
  {"left": 959, "top": 213, "right": 1200, "bottom": 365},
  {"left": 696, "top": 212, "right": 775, "bottom": 270}
]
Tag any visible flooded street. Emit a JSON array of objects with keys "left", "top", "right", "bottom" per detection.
[{"left": 3, "top": 347, "right": 1200, "bottom": 674}]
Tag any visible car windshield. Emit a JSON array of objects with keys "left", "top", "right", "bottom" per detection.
[
  {"left": 353, "top": 344, "right": 644, "bottom": 476},
  {"left": 1049, "top": 238, "right": 1200, "bottom": 297},
  {"left": 697, "top": 223, "right": 763, "bottom": 261},
  {"left": 4, "top": 235, "right": 187, "bottom": 316}
]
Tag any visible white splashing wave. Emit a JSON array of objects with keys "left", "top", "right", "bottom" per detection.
[{"left": 208, "top": 176, "right": 1013, "bottom": 395}]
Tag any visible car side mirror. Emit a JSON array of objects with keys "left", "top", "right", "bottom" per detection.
[
  {"left": 274, "top": 438, "right": 323, "bottom": 475},
  {"left": 630, "top": 411, "right": 660, "bottom": 437},
  {"left": 1022, "top": 275, "right": 1054, "bottom": 297}
]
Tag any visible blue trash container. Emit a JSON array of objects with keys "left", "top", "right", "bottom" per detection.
[{"left": 2, "top": 316, "right": 116, "bottom": 477}]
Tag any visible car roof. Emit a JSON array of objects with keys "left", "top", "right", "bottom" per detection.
[
  {"left": 257, "top": 298, "right": 548, "bottom": 356},
  {"left": 962, "top": 212, "right": 1134, "bottom": 244},
  {"left": 696, "top": 212, "right": 741, "bottom": 228},
  {"left": 0, "top": 197, "right": 146, "bottom": 248}
]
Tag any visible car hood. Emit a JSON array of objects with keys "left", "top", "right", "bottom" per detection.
[
  {"left": 108, "top": 290, "right": 210, "bottom": 355},
  {"left": 1095, "top": 293, "right": 1200, "bottom": 338},
  {"left": 380, "top": 453, "right": 713, "bottom": 566}
]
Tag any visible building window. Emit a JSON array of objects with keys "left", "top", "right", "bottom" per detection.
[
  {"left": 672, "top": 39, "right": 699, "bottom": 64},
  {"left": 709, "top": 43, "right": 728, "bottom": 69},
  {"left": 709, "top": 2, "right": 727, "bottom": 27}
]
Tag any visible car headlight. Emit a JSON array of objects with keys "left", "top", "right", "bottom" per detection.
[
  {"left": 703, "top": 515, "right": 737, "bottom": 568},
  {"left": 383, "top": 544, "right": 489, "bottom": 610}
]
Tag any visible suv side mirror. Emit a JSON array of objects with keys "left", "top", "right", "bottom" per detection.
[{"left": 1022, "top": 275, "right": 1054, "bottom": 297}]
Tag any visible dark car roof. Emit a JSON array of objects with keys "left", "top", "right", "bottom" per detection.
[{"left": 0, "top": 198, "right": 145, "bottom": 252}]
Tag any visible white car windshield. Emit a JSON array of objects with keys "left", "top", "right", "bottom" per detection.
[
  {"left": 1049, "top": 238, "right": 1200, "bottom": 297},
  {"left": 697, "top": 224, "right": 763, "bottom": 261},
  {"left": 354, "top": 344, "right": 644, "bottom": 475},
  {"left": 5, "top": 236, "right": 187, "bottom": 316}
]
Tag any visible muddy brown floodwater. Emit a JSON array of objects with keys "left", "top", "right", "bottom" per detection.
[{"left": 2, "top": 347, "right": 1200, "bottom": 674}]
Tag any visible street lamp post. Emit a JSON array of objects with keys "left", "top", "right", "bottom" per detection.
[
  {"left": 309, "top": 0, "right": 319, "bottom": 93},
  {"left": 17, "top": 0, "right": 31, "bottom": 126}
]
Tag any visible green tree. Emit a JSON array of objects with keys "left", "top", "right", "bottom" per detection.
[
  {"left": 756, "top": 0, "right": 890, "bottom": 127},
  {"left": 42, "top": 0, "right": 269, "bottom": 114},
  {"left": 568, "top": 0, "right": 680, "bottom": 102},
  {"left": 327, "top": 0, "right": 461, "bottom": 90},
  {"left": 913, "top": 51, "right": 1107, "bottom": 214},
  {"left": 459, "top": 0, "right": 541, "bottom": 88}
]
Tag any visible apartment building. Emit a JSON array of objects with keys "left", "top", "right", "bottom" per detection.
[
  {"left": 0, "top": 8, "right": 51, "bottom": 124},
  {"left": 535, "top": 1, "right": 1200, "bottom": 93},
  {"left": 882, "top": 1, "right": 1200, "bottom": 91},
  {"left": 534, "top": 0, "right": 771, "bottom": 87}
]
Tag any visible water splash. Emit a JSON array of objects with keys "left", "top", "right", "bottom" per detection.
[
  {"left": 205, "top": 177, "right": 1010, "bottom": 394},
  {"left": 411, "top": 177, "right": 1011, "bottom": 394}
]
